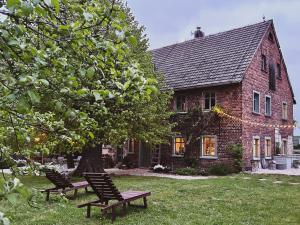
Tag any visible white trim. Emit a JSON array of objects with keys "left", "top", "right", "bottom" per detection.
[
  {"left": 265, "top": 95, "right": 272, "bottom": 116},
  {"left": 201, "top": 135, "right": 218, "bottom": 158},
  {"left": 203, "top": 92, "right": 216, "bottom": 111},
  {"left": 253, "top": 91, "right": 260, "bottom": 114},
  {"left": 264, "top": 137, "right": 272, "bottom": 158},
  {"left": 174, "top": 95, "right": 187, "bottom": 113},
  {"left": 252, "top": 136, "right": 260, "bottom": 159},
  {"left": 282, "top": 101, "right": 288, "bottom": 120}
]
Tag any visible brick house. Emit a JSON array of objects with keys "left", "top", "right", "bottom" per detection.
[{"left": 122, "top": 20, "right": 296, "bottom": 170}]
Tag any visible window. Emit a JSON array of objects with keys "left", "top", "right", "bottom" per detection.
[
  {"left": 201, "top": 135, "right": 217, "bottom": 158},
  {"left": 265, "top": 95, "right": 271, "bottom": 116},
  {"left": 269, "top": 63, "right": 276, "bottom": 91},
  {"left": 282, "top": 139, "right": 287, "bottom": 155},
  {"left": 265, "top": 137, "right": 272, "bottom": 158},
  {"left": 253, "top": 91, "right": 260, "bottom": 114},
  {"left": 282, "top": 102, "right": 288, "bottom": 120},
  {"left": 277, "top": 63, "right": 281, "bottom": 79},
  {"left": 253, "top": 136, "right": 260, "bottom": 159},
  {"left": 173, "top": 137, "right": 185, "bottom": 156},
  {"left": 128, "top": 139, "right": 135, "bottom": 154},
  {"left": 175, "top": 96, "right": 186, "bottom": 112},
  {"left": 204, "top": 92, "right": 216, "bottom": 111},
  {"left": 261, "top": 54, "right": 267, "bottom": 71}
]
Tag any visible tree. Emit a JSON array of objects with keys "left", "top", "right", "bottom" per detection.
[{"left": 0, "top": 0, "right": 173, "bottom": 178}]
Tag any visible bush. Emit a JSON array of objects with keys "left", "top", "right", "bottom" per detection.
[
  {"left": 175, "top": 167, "right": 198, "bottom": 176},
  {"left": 227, "top": 144, "right": 243, "bottom": 172},
  {"left": 209, "top": 164, "right": 232, "bottom": 176},
  {"left": 121, "top": 156, "right": 134, "bottom": 169}
]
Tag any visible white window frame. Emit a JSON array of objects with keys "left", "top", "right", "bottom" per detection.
[
  {"left": 128, "top": 139, "right": 135, "bottom": 154},
  {"left": 264, "top": 137, "right": 272, "bottom": 159},
  {"left": 282, "top": 101, "right": 288, "bottom": 120},
  {"left": 252, "top": 136, "right": 260, "bottom": 160},
  {"left": 200, "top": 135, "right": 218, "bottom": 159},
  {"left": 253, "top": 91, "right": 260, "bottom": 114},
  {"left": 173, "top": 136, "right": 185, "bottom": 157},
  {"left": 174, "top": 96, "right": 187, "bottom": 113},
  {"left": 203, "top": 92, "right": 216, "bottom": 111},
  {"left": 265, "top": 95, "right": 272, "bottom": 116}
]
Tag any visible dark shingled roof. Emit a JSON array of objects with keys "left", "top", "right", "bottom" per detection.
[{"left": 151, "top": 20, "right": 272, "bottom": 90}]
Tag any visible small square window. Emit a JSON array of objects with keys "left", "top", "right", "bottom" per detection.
[
  {"left": 173, "top": 137, "right": 185, "bottom": 156},
  {"left": 261, "top": 55, "right": 267, "bottom": 71},
  {"left": 204, "top": 92, "right": 216, "bottom": 111},
  {"left": 265, "top": 96, "right": 271, "bottom": 116},
  {"left": 253, "top": 92, "right": 260, "bottom": 114}
]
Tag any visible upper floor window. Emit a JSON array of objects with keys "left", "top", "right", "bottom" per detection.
[
  {"left": 253, "top": 136, "right": 260, "bottom": 159},
  {"left": 277, "top": 63, "right": 281, "bottom": 79},
  {"left": 282, "top": 102, "right": 288, "bottom": 120},
  {"left": 173, "top": 136, "right": 185, "bottom": 156},
  {"left": 265, "top": 95, "right": 271, "bottom": 116},
  {"left": 253, "top": 91, "right": 260, "bottom": 114},
  {"left": 201, "top": 135, "right": 217, "bottom": 158},
  {"left": 261, "top": 54, "right": 267, "bottom": 72},
  {"left": 128, "top": 139, "right": 135, "bottom": 154},
  {"left": 175, "top": 96, "right": 186, "bottom": 112},
  {"left": 204, "top": 92, "right": 216, "bottom": 111},
  {"left": 269, "top": 63, "right": 276, "bottom": 91}
]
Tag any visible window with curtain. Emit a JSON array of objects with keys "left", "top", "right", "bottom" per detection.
[{"left": 201, "top": 136, "right": 217, "bottom": 157}]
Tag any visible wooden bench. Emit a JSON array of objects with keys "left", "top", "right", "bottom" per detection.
[
  {"left": 78, "top": 173, "right": 151, "bottom": 222},
  {"left": 43, "top": 169, "right": 90, "bottom": 201}
]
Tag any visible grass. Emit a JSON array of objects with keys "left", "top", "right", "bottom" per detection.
[{"left": 1, "top": 174, "right": 300, "bottom": 225}]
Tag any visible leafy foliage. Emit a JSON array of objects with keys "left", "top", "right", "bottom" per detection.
[
  {"left": 209, "top": 164, "right": 232, "bottom": 176},
  {"left": 175, "top": 167, "right": 198, "bottom": 176},
  {"left": 227, "top": 144, "right": 243, "bottom": 172}
]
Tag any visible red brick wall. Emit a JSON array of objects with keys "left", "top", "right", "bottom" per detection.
[{"left": 241, "top": 25, "right": 294, "bottom": 167}]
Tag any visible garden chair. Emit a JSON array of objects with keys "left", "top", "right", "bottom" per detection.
[
  {"left": 43, "top": 169, "right": 90, "bottom": 201},
  {"left": 78, "top": 173, "right": 151, "bottom": 222}
]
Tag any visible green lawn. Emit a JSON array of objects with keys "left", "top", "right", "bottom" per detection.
[{"left": 1, "top": 174, "right": 300, "bottom": 225}]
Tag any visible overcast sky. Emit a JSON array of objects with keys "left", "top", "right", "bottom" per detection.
[{"left": 126, "top": 0, "right": 300, "bottom": 135}]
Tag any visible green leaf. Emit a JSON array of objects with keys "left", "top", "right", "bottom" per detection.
[
  {"left": 51, "top": 0, "right": 60, "bottom": 13},
  {"left": 6, "top": 0, "right": 20, "bottom": 8},
  {"left": 88, "top": 132, "right": 94, "bottom": 140},
  {"left": 128, "top": 36, "right": 137, "bottom": 46},
  {"left": 38, "top": 79, "right": 49, "bottom": 86},
  {"left": 92, "top": 91, "right": 102, "bottom": 101},
  {"left": 83, "top": 12, "right": 93, "bottom": 21},
  {"left": 27, "top": 90, "right": 40, "bottom": 104},
  {"left": 86, "top": 67, "right": 95, "bottom": 79},
  {"left": 16, "top": 97, "right": 31, "bottom": 113},
  {"left": 6, "top": 193, "right": 19, "bottom": 205},
  {"left": 124, "top": 81, "right": 130, "bottom": 90}
]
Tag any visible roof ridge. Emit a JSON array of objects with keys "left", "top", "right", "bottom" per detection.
[{"left": 151, "top": 20, "right": 272, "bottom": 52}]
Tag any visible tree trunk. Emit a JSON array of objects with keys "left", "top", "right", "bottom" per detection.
[{"left": 73, "top": 144, "right": 105, "bottom": 176}]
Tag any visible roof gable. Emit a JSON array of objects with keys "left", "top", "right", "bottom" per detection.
[{"left": 152, "top": 20, "right": 272, "bottom": 90}]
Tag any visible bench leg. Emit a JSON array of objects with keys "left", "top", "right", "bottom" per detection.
[
  {"left": 87, "top": 204, "right": 91, "bottom": 218},
  {"left": 46, "top": 190, "right": 50, "bottom": 201},
  {"left": 143, "top": 197, "right": 147, "bottom": 208},
  {"left": 122, "top": 203, "right": 126, "bottom": 216},
  {"left": 111, "top": 206, "right": 116, "bottom": 223},
  {"left": 85, "top": 187, "right": 88, "bottom": 193},
  {"left": 74, "top": 189, "right": 78, "bottom": 198}
]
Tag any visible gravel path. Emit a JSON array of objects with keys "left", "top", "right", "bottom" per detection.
[{"left": 251, "top": 168, "right": 300, "bottom": 176}]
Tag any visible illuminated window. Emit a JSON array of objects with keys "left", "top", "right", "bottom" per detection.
[
  {"left": 173, "top": 137, "right": 185, "bottom": 156},
  {"left": 253, "top": 136, "right": 260, "bottom": 159},
  {"left": 201, "top": 136, "right": 217, "bottom": 157},
  {"left": 282, "top": 102, "right": 288, "bottom": 120},
  {"left": 128, "top": 139, "right": 135, "bottom": 154},
  {"left": 265, "top": 137, "right": 272, "bottom": 158},
  {"left": 204, "top": 92, "right": 216, "bottom": 111}
]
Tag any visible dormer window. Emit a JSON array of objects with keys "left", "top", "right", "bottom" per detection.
[
  {"left": 175, "top": 96, "right": 186, "bottom": 112},
  {"left": 261, "top": 54, "right": 267, "bottom": 72}
]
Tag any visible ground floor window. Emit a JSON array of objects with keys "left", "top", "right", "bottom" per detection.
[
  {"left": 173, "top": 137, "right": 185, "bottom": 156},
  {"left": 264, "top": 137, "right": 272, "bottom": 158},
  {"left": 282, "top": 139, "right": 287, "bottom": 155},
  {"left": 201, "top": 135, "right": 217, "bottom": 158},
  {"left": 253, "top": 136, "right": 260, "bottom": 159}
]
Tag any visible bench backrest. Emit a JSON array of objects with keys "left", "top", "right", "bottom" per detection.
[
  {"left": 84, "top": 173, "right": 123, "bottom": 202},
  {"left": 44, "top": 169, "right": 73, "bottom": 189}
]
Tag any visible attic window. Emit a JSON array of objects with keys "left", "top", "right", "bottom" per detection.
[
  {"left": 268, "top": 33, "right": 274, "bottom": 42},
  {"left": 261, "top": 54, "right": 267, "bottom": 72}
]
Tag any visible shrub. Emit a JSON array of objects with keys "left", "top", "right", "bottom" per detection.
[
  {"left": 184, "top": 158, "right": 198, "bottom": 168},
  {"left": 227, "top": 144, "right": 243, "bottom": 172},
  {"left": 121, "top": 156, "right": 134, "bottom": 169},
  {"left": 175, "top": 167, "right": 198, "bottom": 176},
  {"left": 209, "top": 164, "right": 232, "bottom": 176}
]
